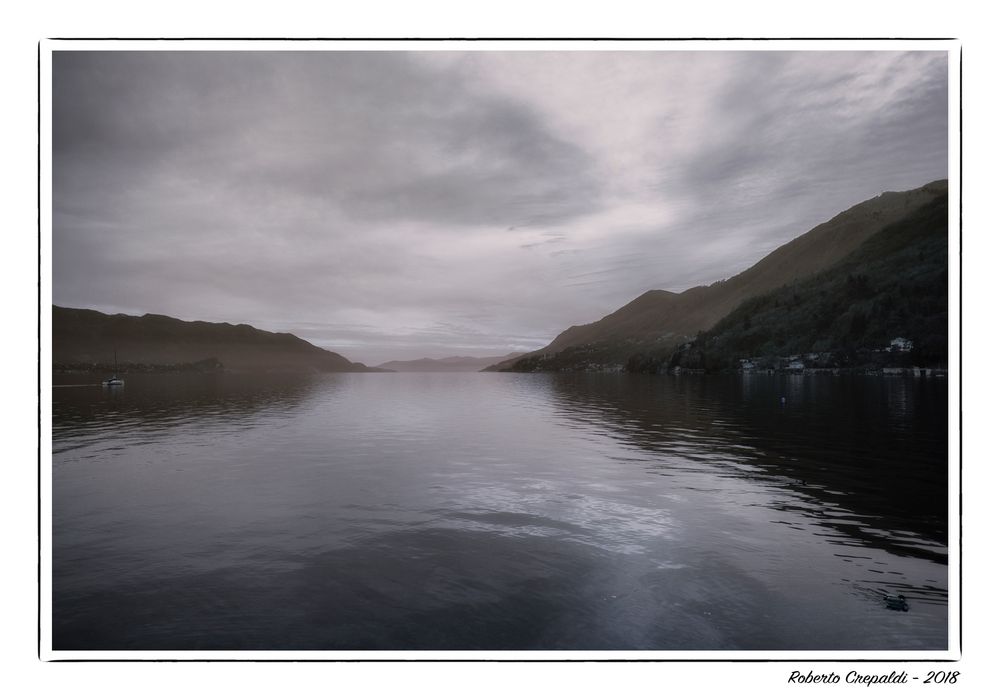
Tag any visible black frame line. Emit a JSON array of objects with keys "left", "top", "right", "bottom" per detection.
[
  {"left": 46, "top": 36, "right": 957, "bottom": 41},
  {"left": 37, "top": 35, "right": 963, "bottom": 665}
]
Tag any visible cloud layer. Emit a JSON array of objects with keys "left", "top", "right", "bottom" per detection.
[{"left": 52, "top": 50, "right": 948, "bottom": 364}]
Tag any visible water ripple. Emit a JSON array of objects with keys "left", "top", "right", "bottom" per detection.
[{"left": 52, "top": 372, "right": 948, "bottom": 650}]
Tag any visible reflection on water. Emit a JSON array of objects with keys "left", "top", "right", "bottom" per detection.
[
  {"left": 52, "top": 372, "right": 948, "bottom": 651},
  {"left": 53, "top": 373, "right": 324, "bottom": 454},
  {"left": 545, "top": 374, "right": 947, "bottom": 558}
]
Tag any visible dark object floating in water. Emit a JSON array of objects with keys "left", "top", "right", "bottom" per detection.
[{"left": 884, "top": 594, "right": 909, "bottom": 611}]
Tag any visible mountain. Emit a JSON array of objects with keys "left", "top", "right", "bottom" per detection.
[
  {"left": 377, "top": 352, "right": 523, "bottom": 372},
  {"left": 487, "top": 180, "right": 947, "bottom": 372},
  {"left": 52, "top": 306, "right": 380, "bottom": 373},
  {"left": 628, "top": 192, "right": 948, "bottom": 372}
]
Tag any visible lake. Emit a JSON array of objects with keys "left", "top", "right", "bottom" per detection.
[{"left": 51, "top": 372, "right": 949, "bottom": 651}]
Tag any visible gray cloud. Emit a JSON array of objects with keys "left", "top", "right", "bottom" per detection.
[
  {"left": 54, "top": 51, "right": 599, "bottom": 228},
  {"left": 653, "top": 51, "right": 948, "bottom": 277},
  {"left": 52, "top": 49, "right": 949, "bottom": 365}
]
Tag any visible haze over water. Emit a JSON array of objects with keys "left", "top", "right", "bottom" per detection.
[{"left": 52, "top": 372, "right": 947, "bottom": 651}]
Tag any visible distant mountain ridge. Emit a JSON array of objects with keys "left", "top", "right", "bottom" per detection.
[
  {"left": 52, "top": 306, "right": 380, "bottom": 373},
  {"left": 487, "top": 180, "right": 947, "bottom": 372},
  {"left": 378, "top": 352, "right": 522, "bottom": 372}
]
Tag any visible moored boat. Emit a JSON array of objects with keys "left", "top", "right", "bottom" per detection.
[{"left": 102, "top": 351, "right": 124, "bottom": 387}]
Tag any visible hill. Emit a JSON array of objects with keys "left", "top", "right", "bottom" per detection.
[
  {"left": 486, "top": 180, "right": 947, "bottom": 372},
  {"left": 377, "top": 353, "right": 522, "bottom": 372},
  {"left": 52, "top": 306, "right": 380, "bottom": 373},
  {"left": 627, "top": 193, "right": 948, "bottom": 373}
]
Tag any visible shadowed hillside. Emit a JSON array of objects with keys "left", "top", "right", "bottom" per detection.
[
  {"left": 627, "top": 193, "right": 948, "bottom": 373},
  {"left": 53, "top": 307, "right": 380, "bottom": 373},
  {"left": 486, "top": 180, "right": 947, "bottom": 372}
]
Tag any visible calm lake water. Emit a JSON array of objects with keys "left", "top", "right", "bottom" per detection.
[{"left": 52, "top": 372, "right": 949, "bottom": 651}]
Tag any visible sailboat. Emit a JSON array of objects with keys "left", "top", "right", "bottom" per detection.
[{"left": 102, "top": 350, "right": 124, "bottom": 387}]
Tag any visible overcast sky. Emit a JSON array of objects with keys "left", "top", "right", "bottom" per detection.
[{"left": 52, "top": 49, "right": 948, "bottom": 365}]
